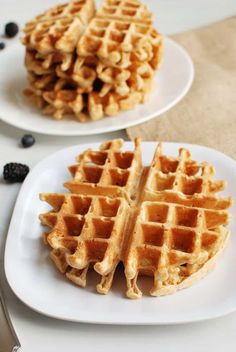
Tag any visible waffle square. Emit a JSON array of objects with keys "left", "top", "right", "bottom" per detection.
[
  {"left": 125, "top": 199, "right": 230, "bottom": 298},
  {"left": 144, "top": 143, "right": 226, "bottom": 201},
  {"left": 22, "top": 0, "right": 96, "bottom": 54},
  {"left": 64, "top": 138, "right": 142, "bottom": 202},
  {"left": 96, "top": 0, "right": 153, "bottom": 24},
  {"left": 32, "top": 0, "right": 96, "bottom": 23},
  {"left": 40, "top": 193, "right": 129, "bottom": 294}
]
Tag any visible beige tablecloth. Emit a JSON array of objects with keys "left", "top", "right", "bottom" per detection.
[{"left": 126, "top": 17, "right": 236, "bottom": 159}]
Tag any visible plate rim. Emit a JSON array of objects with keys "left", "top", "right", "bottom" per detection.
[
  {"left": 5, "top": 141, "right": 235, "bottom": 325},
  {"left": 0, "top": 37, "right": 194, "bottom": 136}
]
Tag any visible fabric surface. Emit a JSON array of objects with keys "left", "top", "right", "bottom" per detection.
[{"left": 126, "top": 17, "right": 236, "bottom": 159}]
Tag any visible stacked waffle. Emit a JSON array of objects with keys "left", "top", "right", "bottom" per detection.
[
  {"left": 22, "top": 0, "right": 163, "bottom": 121},
  {"left": 39, "top": 139, "right": 232, "bottom": 298}
]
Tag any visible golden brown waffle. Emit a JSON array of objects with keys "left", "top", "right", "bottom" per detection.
[
  {"left": 25, "top": 73, "right": 153, "bottom": 121},
  {"left": 77, "top": 17, "right": 162, "bottom": 69},
  {"left": 87, "top": 90, "right": 143, "bottom": 120},
  {"left": 143, "top": 143, "right": 226, "bottom": 201},
  {"left": 125, "top": 198, "right": 230, "bottom": 298},
  {"left": 26, "top": 71, "right": 56, "bottom": 93},
  {"left": 25, "top": 50, "right": 54, "bottom": 75},
  {"left": 25, "top": 58, "right": 154, "bottom": 121},
  {"left": 33, "top": 0, "right": 95, "bottom": 23},
  {"left": 24, "top": 77, "right": 86, "bottom": 121},
  {"left": 43, "top": 92, "right": 85, "bottom": 121},
  {"left": 23, "top": 17, "right": 85, "bottom": 55},
  {"left": 64, "top": 138, "right": 142, "bottom": 201},
  {"left": 22, "top": 0, "right": 96, "bottom": 54},
  {"left": 77, "top": 0, "right": 162, "bottom": 69},
  {"left": 39, "top": 140, "right": 232, "bottom": 298},
  {"left": 25, "top": 49, "right": 75, "bottom": 75},
  {"left": 72, "top": 57, "right": 98, "bottom": 91},
  {"left": 40, "top": 194, "right": 129, "bottom": 294},
  {"left": 96, "top": 61, "right": 154, "bottom": 96},
  {"left": 22, "top": 0, "right": 163, "bottom": 121},
  {"left": 96, "top": 0, "right": 153, "bottom": 24},
  {"left": 74, "top": 60, "right": 155, "bottom": 120},
  {"left": 125, "top": 143, "right": 232, "bottom": 298}
]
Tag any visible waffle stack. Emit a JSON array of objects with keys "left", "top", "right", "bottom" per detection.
[
  {"left": 39, "top": 139, "right": 232, "bottom": 298},
  {"left": 22, "top": 0, "right": 163, "bottom": 121}
]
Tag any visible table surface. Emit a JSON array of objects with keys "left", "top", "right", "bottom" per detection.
[{"left": 1, "top": 1, "right": 236, "bottom": 351}]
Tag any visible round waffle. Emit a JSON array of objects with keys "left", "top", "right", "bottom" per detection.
[
  {"left": 21, "top": 0, "right": 163, "bottom": 121},
  {"left": 40, "top": 139, "right": 232, "bottom": 298}
]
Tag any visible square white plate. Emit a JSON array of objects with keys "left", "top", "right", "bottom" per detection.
[{"left": 5, "top": 142, "right": 236, "bottom": 325}]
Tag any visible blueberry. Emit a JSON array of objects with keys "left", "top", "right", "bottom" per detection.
[
  {"left": 5, "top": 22, "right": 19, "bottom": 38},
  {"left": 0, "top": 42, "right": 5, "bottom": 50},
  {"left": 21, "top": 134, "right": 35, "bottom": 148},
  {"left": 3, "top": 163, "right": 29, "bottom": 183}
]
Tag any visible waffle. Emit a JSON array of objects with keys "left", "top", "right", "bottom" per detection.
[
  {"left": 22, "top": 0, "right": 163, "bottom": 121},
  {"left": 43, "top": 89, "right": 85, "bottom": 121},
  {"left": 143, "top": 143, "right": 226, "bottom": 202},
  {"left": 87, "top": 90, "right": 139, "bottom": 120},
  {"left": 40, "top": 194, "right": 129, "bottom": 294},
  {"left": 22, "top": 0, "right": 96, "bottom": 54},
  {"left": 96, "top": 61, "right": 154, "bottom": 96},
  {"left": 26, "top": 71, "right": 56, "bottom": 93},
  {"left": 125, "top": 198, "right": 230, "bottom": 298},
  {"left": 73, "top": 58, "right": 133, "bottom": 96},
  {"left": 25, "top": 60, "right": 154, "bottom": 121},
  {"left": 24, "top": 77, "right": 85, "bottom": 120},
  {"left": 39, "top": 139, "right": 232, "bottom": 298},
  {"left": 125, "top": 143, "right": 232, "bottom": 298},
  {"left": 64, "top": 138, "right": 142, "bottom": 201},
  {"left": 74, "top": 60, "right": 154, "bottom": 120},
  {"left": 77, "top": 17, "right": 162, "bottom": 69},
  {"left": 25, "top": 49, "right": 75, "bottom": 76},
  {"left": 24, "top": 72, "right": 159, "bottom": 121},
  {"left": 96, "top": 0, "right": 153, "bottom": 24},
  {"left": 77, "top": 0, "right": 162, "bottom": 69},
  {"left": 32, "top": 0, "right": 95, "bottom": 23}
]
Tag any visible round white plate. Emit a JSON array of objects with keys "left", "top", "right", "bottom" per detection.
[
  {"left": 0, "top": 38, "right": 193, "bottom": 136},
  {"left": 5, "top": 141, "right": 236, "bottom": 325}
]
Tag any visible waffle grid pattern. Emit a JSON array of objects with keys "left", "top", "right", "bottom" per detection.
[
  {"left": 125, "top": 200, "right": 229, "bottom": 298},
  {"left": 77, "top": 17, "right": 161, "bottom": 68},
  {"left": 33, "top": 0, "right": 95, "bottom": 23},
  {"left": 96, "top": 0, "right": 153, "bottom": 24},
  {"left": 144, "top": 144, "right": 225, "bottom": 199},
  {"left": 22, "top": 0, "right": 163, "bottom": 121},
  {"left": 40, "top": 139, "right": 232, "bottom": 298},
  {"left": 64, "top": 138, "right": 142, "bottom": 201},
  {"left": 40, "top": 193, "right": 129, "bottom": 294}
]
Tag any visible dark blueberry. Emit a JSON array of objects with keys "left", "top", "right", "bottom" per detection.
[
  {"left": 0, "top": 42, "right": 5, "bottom": 50},
  {"left": 21, "top": 134, "right": 35, "bottom": 148},
  {"left": 5, "top": 22, "right": 19, "bottom": 38},
  {"left": 3, "top": 163, "right": 29, "bottom": 183}
]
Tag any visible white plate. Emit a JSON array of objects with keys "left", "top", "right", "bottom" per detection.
[
  {"left": 0, "top": 38, "right": 193, "bottom": 136},
  {"left": 5, "top": 142, "right": 236, "bottom": 325}
]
